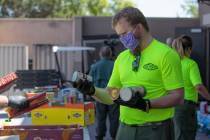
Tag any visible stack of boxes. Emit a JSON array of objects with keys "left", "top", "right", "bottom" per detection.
[
  {"left": 0, "top": 70, "right": 95, "bottom": 140},
  {"left": 31, "top": 87, "right": 94, "bottom": 127}
]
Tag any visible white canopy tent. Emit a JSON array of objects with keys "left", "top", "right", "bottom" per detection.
[{"left": 52, "top": 46, "right": 95, "bottom": 53}]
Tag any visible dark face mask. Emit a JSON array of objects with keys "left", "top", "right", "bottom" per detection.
[{"left": 119, "top": 32, "right": 140, "bottom": 53}]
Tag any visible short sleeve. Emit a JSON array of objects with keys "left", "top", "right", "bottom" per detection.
[
  {"left": 107, "top": 58, "right": 122, "bottom": 88},
  {"left": 190, "top": 62, "right": 202, "bottom": 86},
  {"left": 161, "top": 50, "right": 184, "bottom": 90}
]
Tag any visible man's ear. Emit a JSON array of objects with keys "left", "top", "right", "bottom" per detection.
[
  {"left": 134, "top": 23, "right": 143, "bottom": 38},
  {"left": 189, "top": 47, "right": 193, "bottom": 54},
  {"left": 136, "top": 23, "right": 144, "bottom": 31}
]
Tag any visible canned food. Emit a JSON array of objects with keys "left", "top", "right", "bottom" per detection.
[
  {"left": 107, "top": 88, "right": 120, "bottom": 100},
  {"left": 72, "top": 71, "right": 92, "bottom": 83},
  {"left": 119, "top": 87, "right": 146, "bottom": 101}
]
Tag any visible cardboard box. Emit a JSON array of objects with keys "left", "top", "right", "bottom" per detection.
[
  {"left": 31, "top": 102, "right": 95, "bottom": 126},
  {"left": 0, "top": 125, "right": 83, "bottom": 140}
]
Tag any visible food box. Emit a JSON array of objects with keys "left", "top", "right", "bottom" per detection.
[
  {"left": 31, "top": 102, "right": 95, "bottom": 126},
  {"left": 0, "top": 125, "right": 83, "bottom": 140}
]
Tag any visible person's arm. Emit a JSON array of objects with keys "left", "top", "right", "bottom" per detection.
[
  {"left": 0, "top": 95, "right": 29, "bottom": 110},
  {"left": 93, "top": 85, "right": 184, "bottom": 109},
  {"left": 157, "top": 50, "right": 184, "bottom": 108},
  {"left": 189, "top": 62, "right": 210, "bottom": 101},
  {"left": 150, "top": 88, "right": 184, "bottom": 108},
  {"left": 195, "top": 84, "right": 210, "bottom": 101},
  {"left": 0, "top": 95, "right": 9, "bottom": 107}
]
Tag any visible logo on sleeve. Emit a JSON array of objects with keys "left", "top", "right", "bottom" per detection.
[{"left": 143, "top": 63, "right": 158, "bottom": 70}]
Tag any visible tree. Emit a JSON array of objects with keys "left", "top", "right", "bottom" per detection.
[
  {"left": 84, "top": 0, "right": 134, "bottom": 16},
  {"left": 181, "top": 0, "right": 199, "bottom": 17},
  {"left": 0, "top": 0, "right": 60, "bottom": 18},
  {"left": 0, "top": 0, "right": 135, "bottom": 18},
  {"left": 108, "top": 0, "right": 134, "bottom": 15},
  {"left": 52, "top": 0, "right": 86, "bottom": 18},
  {"left": 49, "top": 0, "right": 134, "bottom": 17},
  {"left": 85, "top": 0, "right": 109, "bottom": 16}
]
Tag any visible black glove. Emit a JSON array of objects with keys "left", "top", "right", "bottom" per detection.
[
  {"left": 8, "top": 96, "right": 30, "bottom": 111},
  {"left": 114, "top": 94, "right": 151, "bottom": 112},
  {"left": 73, "top": 79, "right": 95, "bottom": 96}
]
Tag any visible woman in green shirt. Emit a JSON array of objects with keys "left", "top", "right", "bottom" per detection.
[{"left": 171, "top": 35, "right": 210, "bottom": 140}]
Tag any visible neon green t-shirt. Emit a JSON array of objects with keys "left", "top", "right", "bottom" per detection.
[
  {"left": 107, "top": 39, "right": 184, "bottom": 124},
  {"left": 181, "top": 57, "right": 202, "bottom": 103}
]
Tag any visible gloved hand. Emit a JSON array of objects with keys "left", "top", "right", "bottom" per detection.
[
  {"left": 71, "top": 71, "right": 95, "bottom": 96},
  {"left": 114, "top": 94, "right": 151, "bottom": 112},
  {"left": 8, "top": 96, "right": 30, "bottom": 111},
  {"left": 73, "top": 79, "right": 95, "bottom": 96}
]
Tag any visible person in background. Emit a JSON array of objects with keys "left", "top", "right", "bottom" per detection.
[
  {"left": 171, "top": 35, "right": 210, "bottom": 140},
  {"left": 89, "top": 46, "right": 119, "bottom": 140}
]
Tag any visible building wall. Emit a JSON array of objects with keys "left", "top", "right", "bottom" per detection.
[
  {"left": 0, "top": 44, "right": 28, "bottom": 77},
  {"left": 199, "top": 3, "right": 210, "bottom": 17},
  {"left": 148, "top": 18, "right": 200, "bottom": 41},
  {"left": 0, "top": 19, "right": 73, "bottom": 45},
  {"left": 0, "top": 19, "right": 74, "bottom": 59},
  {"left": 82, "top": 16, "right": 115, "bottom": 36},
  {"left": 199, "top": 3, "right": 210, "bottom": 88},
  {"left": 0, "top": 17, "right": 200, "bottom": 49},
  {"left": 0, "top": 17, "right": 201, "bottom": 80},
  {"left": 82, "top": 16, "right": 200, "bottom": 42},
  {"left": 0, "top": 19, "right": 81, "bottom": 80},
  {"left": 199, "top": 3, "right": 210, "bottom": 26}
]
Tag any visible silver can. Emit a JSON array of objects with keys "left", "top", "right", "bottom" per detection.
[
  {"left": 72, "top": 71, "right": 93, "bottom": 83},
  {"left": 119, "top": 87, "right": 146, "bottom": 101}
]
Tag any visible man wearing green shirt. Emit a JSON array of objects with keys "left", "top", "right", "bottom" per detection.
[{"left": 74, "top": 7, "right": 184, "bottom": 140}]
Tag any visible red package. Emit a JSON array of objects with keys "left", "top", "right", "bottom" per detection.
[{"left": 0, "top": 72, "right": 18, "bottom": 93}]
